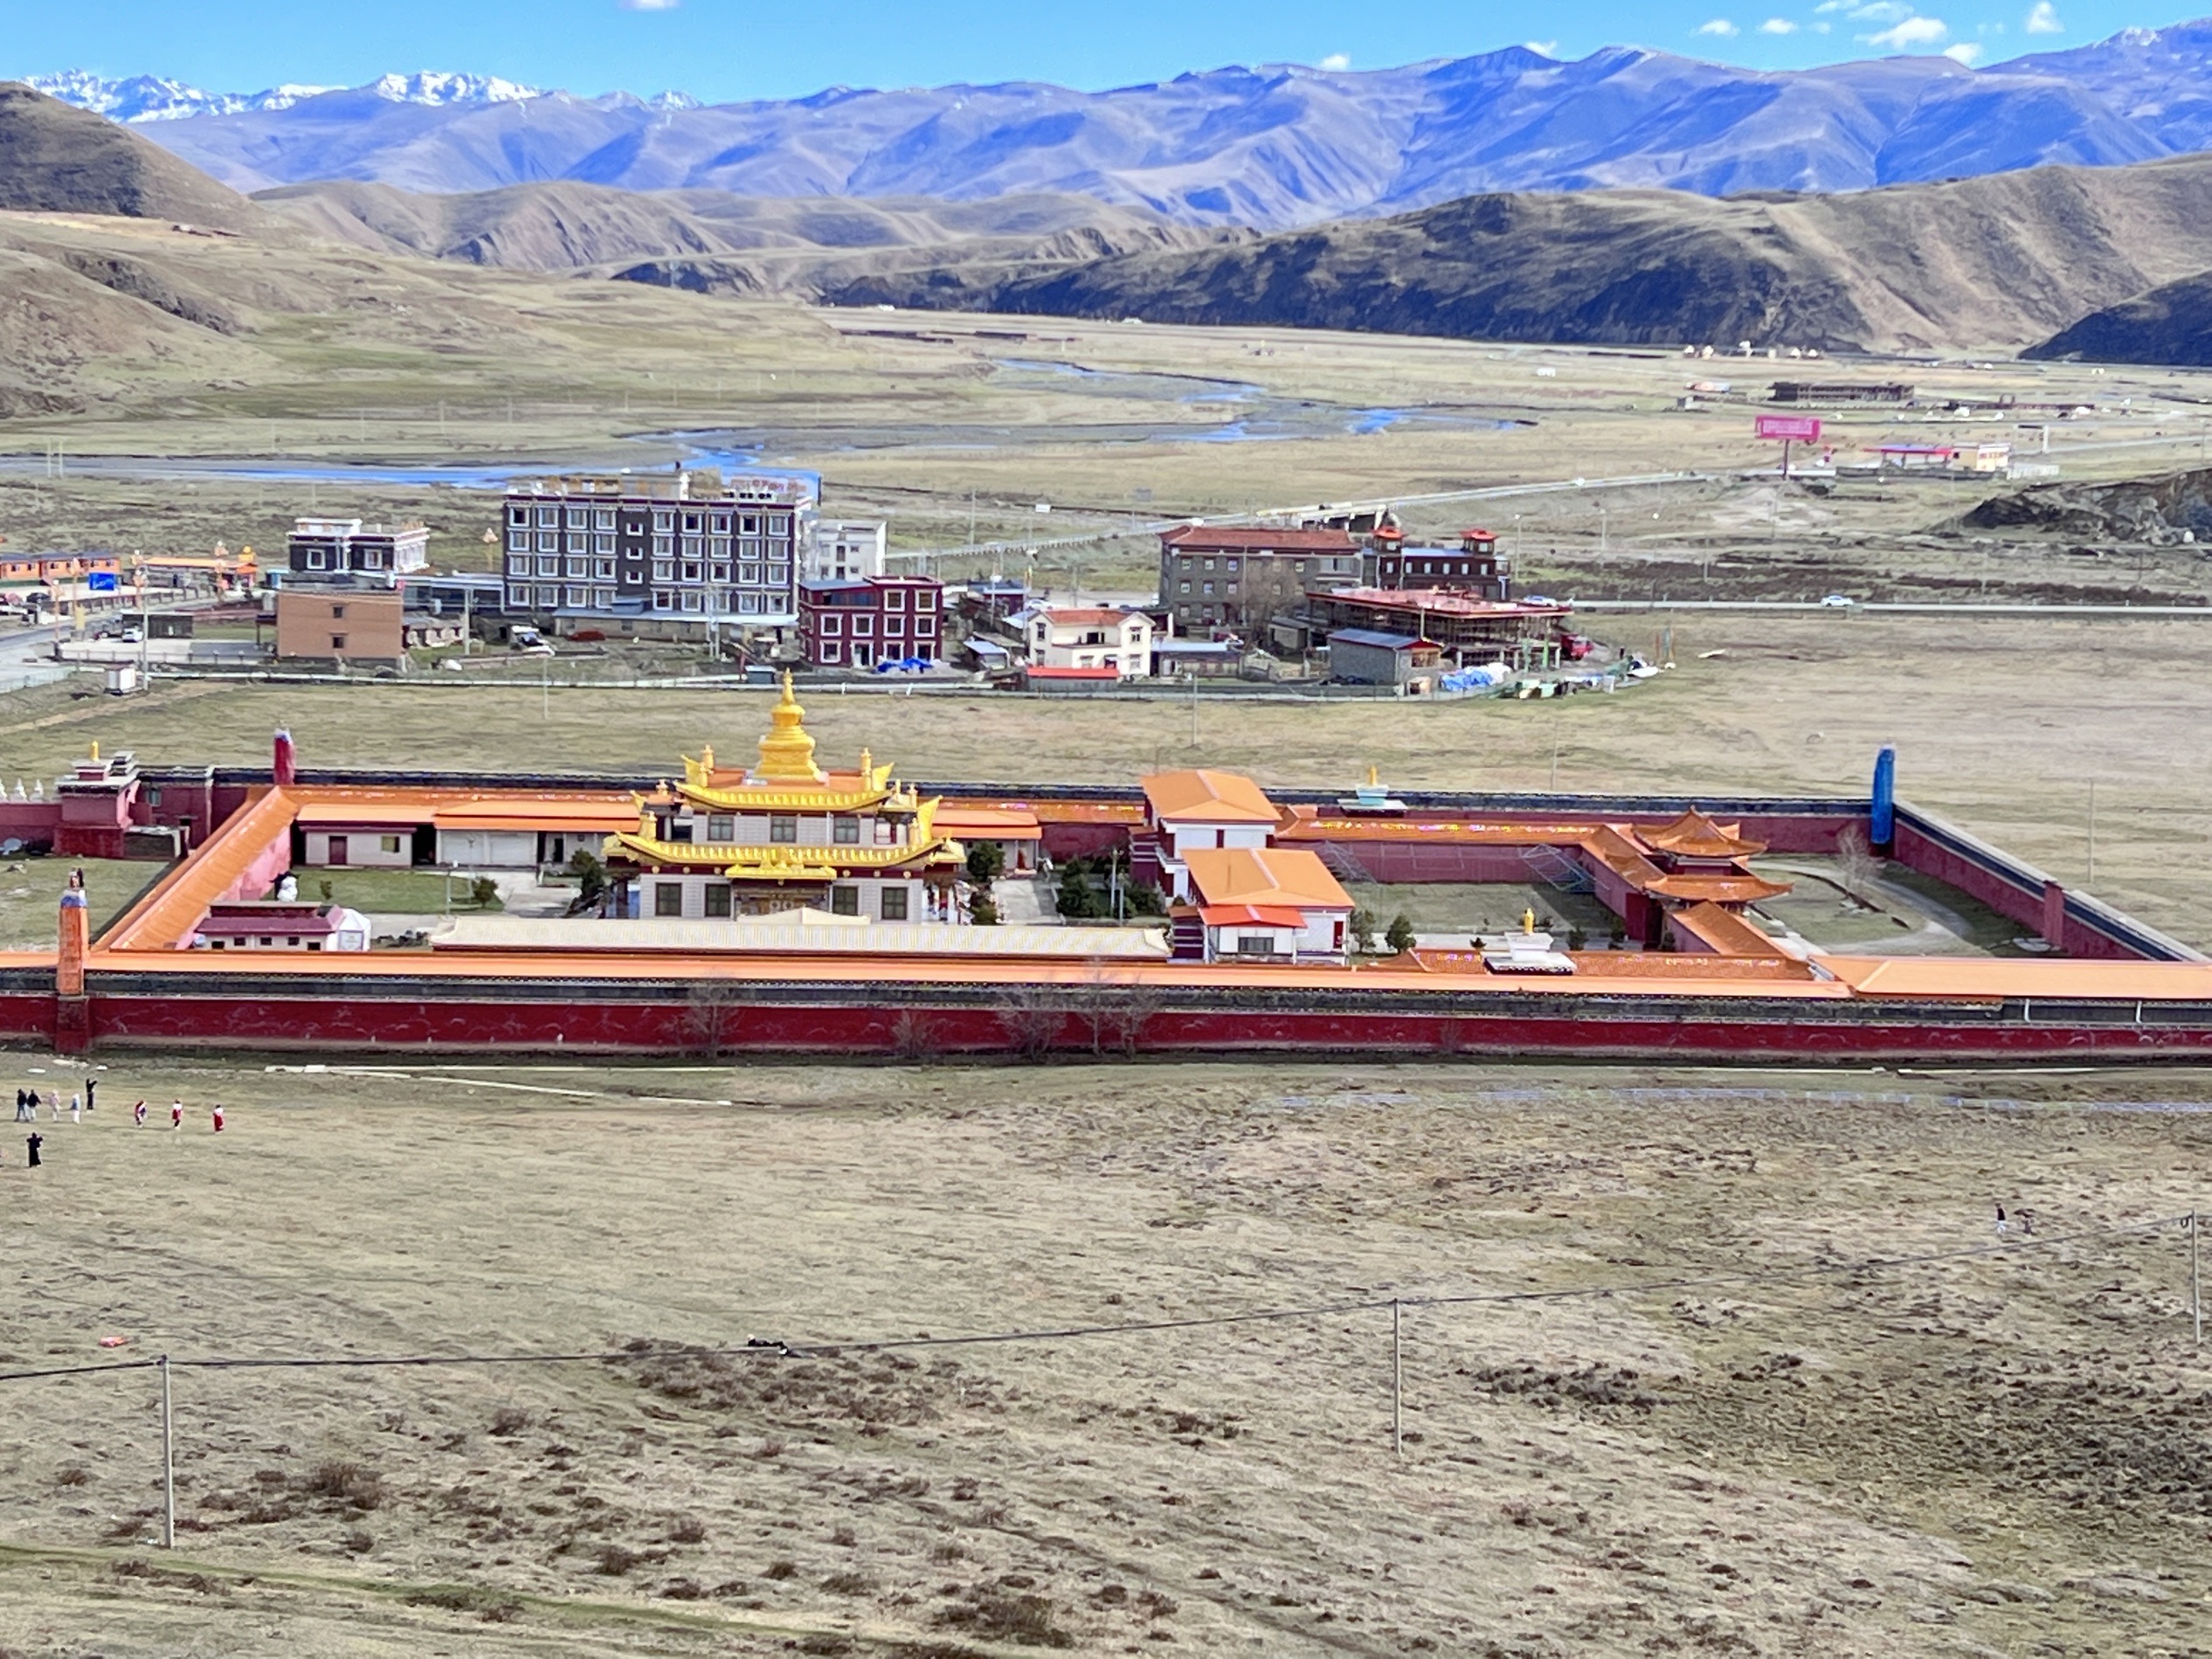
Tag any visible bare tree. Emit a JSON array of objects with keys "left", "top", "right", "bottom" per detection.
[
  {"left": 1834, "top": 826, "right": 1882, "bottom": 906},
  {"left": 996, "top": 985, "right": 1065, "bottom": 1061},
  {"left": 681, "top": 982, "right": 744, "bottom": 1060},
  {"left": 889, "top": 1008, "right": 940, "bottom": 1062}
]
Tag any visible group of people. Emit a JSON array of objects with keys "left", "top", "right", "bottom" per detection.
[
  {"left": 14, "top": 1075, "right": 227, "bottom": 1169},
  {"left": 15, "top": 1077, "right": 93, "bottom": 1123}
]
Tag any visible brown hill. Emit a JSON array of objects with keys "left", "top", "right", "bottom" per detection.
[
  {"left": 253, "top": 179, "right": 1241, "bottom": 290},
  {"left": 817, "top": 153, "right": 2212, "bottom": 356},
  {"left": 0, "top": 82, "right": 261, "bottom": 230}
]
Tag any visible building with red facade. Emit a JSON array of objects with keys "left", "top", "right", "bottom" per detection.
[{"left": 797, "top": 576, "right": 944, "bottom": 668}]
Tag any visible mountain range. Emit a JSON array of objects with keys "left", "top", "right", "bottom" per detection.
[{"left": 21, "top": 22, "right": 2212, "bottom": 228}]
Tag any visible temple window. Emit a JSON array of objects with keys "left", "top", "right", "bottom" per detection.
[
  {"left": 833, "top": 819, "right": 860, "bottom": 844},
  {"left": 874, "top": 821, "right": 895, "bottom": 845},
  {"left": 702, "top": 885, "right": 733, "bottom": 917},
  {"left": 880, "top": 887, "right": 909, "bottom": 922},
  {"left": 708, "top": 815, "right": 734, "bottom": 841},
  {"left": 653, "top": 883, "right": 683, "bottom": 917},
  {"left": 831, "top": 886, "right": 859, "bottom": 916},
  {"left": 770, "top": 816, "right": 798, "bottom": 843}
]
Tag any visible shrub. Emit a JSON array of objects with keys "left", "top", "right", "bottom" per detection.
[
  {"left": 469, "top": 875, "right": 500, "bottom": 909},
  {"left": 964, "top": 840, "right": 1005, "bottom": 887},
  {"left": 1349, "top": 907, "right": 1379, "bottom": 954},
  {"left": 1384, "top": 913, "right": 1417, "bottom": 955},
  {"left": 967, "top": 893, "right": 999, "bottom": 926},
  {"left": 302, "top": 1461, "right": 383, "bottom": 1511}
]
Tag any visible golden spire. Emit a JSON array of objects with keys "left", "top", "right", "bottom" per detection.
[
  {"left": 1366, "top": 763, "right": 1378, "bottom": 787},
  {"left": 754, "top": 670, "right": 824, "bottom": 784},
  {"left": 1523, "top": 907, "right": 1537, "bottom": 935},
  {"left": 91, "top": 740, "right": 100, "bottom": 762}
]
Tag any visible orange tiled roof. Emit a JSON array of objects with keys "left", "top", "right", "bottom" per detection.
[
  {"left": 1645, "top": 873, "right": 1794, "bottom": 904},
  {"left": 1641, "top": 809, "right": 1768, "bottom": 860},
  {"left": 1181, "top": 847, "right": 1352, "bottom": 912},
  {"left": 1142, "top": 769, "right": 1282, "bottom": 825}
]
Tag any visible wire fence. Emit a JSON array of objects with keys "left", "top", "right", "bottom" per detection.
[{"left": 5, "top": 1209, "right": 2201, "bottom": 1552}]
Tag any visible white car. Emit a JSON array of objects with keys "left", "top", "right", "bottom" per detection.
[{"left": 1818, "top": 594, "right": 1856, "bottom": 608}]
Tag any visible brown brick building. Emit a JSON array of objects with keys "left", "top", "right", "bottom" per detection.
[
  {"left": 1157, "top": 525, "right": 1360, "bottom": 637},
  {"left": 274, "top": 589, "right": 405, "bottom": 669}
]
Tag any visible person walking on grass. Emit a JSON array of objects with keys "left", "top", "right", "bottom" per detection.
[
  {"left": 1995, "top": 1203, "right": 2008, "bottom": 1237},
  {"left": 50, "top": 1092, "right": 62, "bottom": 1123},
  {"left": 211, "top": 1105, "right": 225, "bottom": 1133},
  {"left": 26, "top": 1089, "right": 39, "bottom": 1123},
  {"left": 70, "top": 1092, "right": 80, "bottom": 1124},
  {"left": 12, "top": 1089, "right": 24, "bottom": 1123},
  {"left": 169, "top": 1100, "right": 183, "bottom": 1130},
  {"left": 25, "top": 1131, "right": 41, "bottom": 1169},
  {"left": 84, "top": 1077, "right": 95, "bottom": 1114},
  {"left": 132, "top": 1100, "right": 146, "bottom": 1128}
]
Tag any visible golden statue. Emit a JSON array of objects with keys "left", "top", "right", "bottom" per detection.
[{"left": 1523, "top": 907, "right": 1537, "bottom": 935}]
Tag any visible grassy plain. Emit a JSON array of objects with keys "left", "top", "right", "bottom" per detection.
[{"left": 2, "top": 1060, "right": 2207, "bottom": 1657}]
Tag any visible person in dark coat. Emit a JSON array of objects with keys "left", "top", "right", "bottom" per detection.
[
  {"left": 25, "top": 1132, "right": 42, "bottom": 1168},
  {"left": 84, "top": 1077, "right": 96, "bottom": 1113}
]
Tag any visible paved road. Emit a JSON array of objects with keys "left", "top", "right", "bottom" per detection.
[{"left": 1568, "top": 598, "right": 2212, "bottom": 617}]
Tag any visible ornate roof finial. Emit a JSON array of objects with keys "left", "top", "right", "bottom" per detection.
[
  {"left": 1523, "top": 906, "right": 1536, "bottom": 935},
  {"left": 90, "top": 739, "right": 100, "bottom": 763},
  {"left": 754, "top": 670, "right": 824, "bottom": 783}
]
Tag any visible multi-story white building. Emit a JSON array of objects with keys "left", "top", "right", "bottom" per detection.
[
  {"left": 805, "top": 520, "right": 887, "bottom": 583},
  {"left": 1023, "top": 606, "right": 1153, "bottom": 679},
  {"left": 501, "top": 471, "right": 817, "bottom": 635}
]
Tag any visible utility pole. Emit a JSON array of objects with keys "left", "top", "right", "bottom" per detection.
[
  {"left": 2192, "top": 1211, "right": 2202, "bottom": 1349},
  {"left": 1390, "top": 1300, "right": 1403, "bottom": 1457},
  {"left": 2088, "top": 781, "right": 2097, "bottom": 885},
  {"left": 158, "top": 1354, "right": 175, "bottom": 1549}
]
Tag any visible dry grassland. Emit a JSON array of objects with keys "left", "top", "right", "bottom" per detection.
[{"left": 1, "top": 1059, "right": 2206, "bottom": 1657}]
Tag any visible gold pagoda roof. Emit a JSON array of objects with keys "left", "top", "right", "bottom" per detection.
[{"left": 668, "top": 671, "right": 911, "bottom": 812}]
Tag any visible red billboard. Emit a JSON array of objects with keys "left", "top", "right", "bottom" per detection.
[{"left": 1755, "top": 413, "right": 1823, "bottom": 442}]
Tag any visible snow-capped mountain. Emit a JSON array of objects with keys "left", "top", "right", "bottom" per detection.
[
  {"left": 18, "top": 68, "right": 539, "bottom": 123},
  {"left": 20, "top": 69, "right": 338, "bottom": 121},
  {"left": 20, "top": 23, "right": 2212, "bottom": 226}
]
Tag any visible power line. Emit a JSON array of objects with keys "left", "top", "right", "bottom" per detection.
[{"left": 2, "top": 1211, "right": 2188, "bottom": 1386}]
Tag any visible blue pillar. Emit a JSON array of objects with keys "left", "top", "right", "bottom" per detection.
[{"left": 1870, "top": 745, "right": 1896, "bottom": 849}]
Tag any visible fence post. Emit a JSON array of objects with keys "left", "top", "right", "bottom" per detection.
[
  {"left": 158, "top": 1354, "right": 175, "bottom": 1549},
  {"left": 2193, "top": 1212, "right": 2202, "bottom": 1351},
  {"left": 1391, "top": 1300, "right": 1403, "bottom": 1457}
]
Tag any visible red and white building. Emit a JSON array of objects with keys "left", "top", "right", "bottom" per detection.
[
  {"left": 1176, "top": 846, "right": 1354, "bottom": 964},
  {"left": 1135, "top": 769, "right": 1287, "bottom": 901},
  {"left": 1023, "top": 607, "right": 1153, "bottom": 679},
  {"left": 798, "top": 575, "right": 944, "bottom": 668}
]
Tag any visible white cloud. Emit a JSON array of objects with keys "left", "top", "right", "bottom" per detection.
[
  {"left": 1697, "top": 17, "right": 1742, "bottom": 36},
  {"left": 619, "top": 0, "right": 681, "bottom": 10},
  {"left": 1850, "top": 2, "right": 1914, "bottom": 21},
  {"left": 1812, "top": 19, "right": 1832, "bottom": 30},
  {"left": 1759, "top": 17, "right": 1800, "bottom": 31},
  {"left": 1814, "top": 0, "right": 1847, "bottom": 10},
  {"left": 1317, "top": 51, "right": 1351, "bottom": 70},
  {"left": 1944, "top": 40, "right": 1984, "bottom": 60},
  {"left": 1866, "top": 15, "right": 1949, "bottom": 46},
  {"left": 2025, "top": 2, "right": 2063, "bottom": 32}
]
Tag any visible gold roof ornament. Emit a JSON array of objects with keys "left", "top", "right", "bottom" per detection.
[{"left": 754, "top": 671, "right": 825, "bottom": 785}]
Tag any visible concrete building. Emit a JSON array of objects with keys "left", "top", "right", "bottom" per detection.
[
  {"left": 1024, "top": 607, "right": 1153, "bottom": 679},
  {"left": 1362, "top": 528, "right": 1509, "bottom": 598},
  {"left": 806, "top": 520, "right": 887, "bottom": 583},
  {"left": 1326, "top": 628, "right": 1443, "bottom": 687},
  {"left": 501, "top": 471, "right": 817, "bottom": 636},
  {"left": 1157, "top": 525, "right": 1360, "bottom": 636},
  {"left": 191, "top": 900, "right": 371, "bottom": 952},
  {"left": 797, "top": 575, "right": 944, "bottom": 668},
  {"left": 1302, "top": 588, "right": 1569, "bottom": 664},
  {"left": 286, "top": 518, "right": 430, "bottom": 582},
  {"left": 1136, "top": 769, "right": 1285, "bottom": 902},
  {"left": 1176, "top": 847, "right": 1354, "bottom": 964},
  {"left": 274, "top": 589, "right": 406, "bottom": 669}
]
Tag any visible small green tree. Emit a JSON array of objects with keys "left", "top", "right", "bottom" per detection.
[
  {"left": 469, "top": 875, "right": 500, "bottom": 909},
  {"left": 567, "top": 847, "right": 608, "bottom": 903},
  {"left": 1349, "top": 907, "right": 1379, "bottom": 954},
  {"left": 1385, "top": 912, "right": 1418, "bottom": 955},
  {"left": 1055, "top": 863, "right": 1104, "bottom": 919},
  {"left": 318, "top": 878, "right": 335, "bottom": 902},
  {"left": 968, "top": 892, "right": 1000, "bottom": 925},
  {"left": 1126, "top": 881, "right": 1167, "bottom": 916},
  {"left": 964, "top": 840, "right": 1006, "bottom": 888}
]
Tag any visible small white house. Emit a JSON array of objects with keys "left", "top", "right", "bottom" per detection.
[{"left": 1025, "top": 607, "right": 1153, "bottom": 679}]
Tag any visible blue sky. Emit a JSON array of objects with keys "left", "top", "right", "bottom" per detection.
[{"left": 3, "top": 0, "right": 2198, "bottom": 97}]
